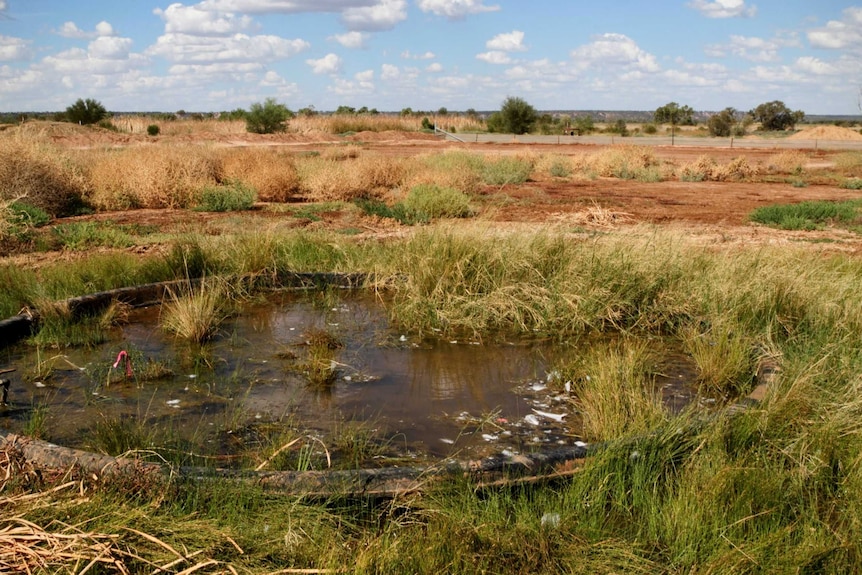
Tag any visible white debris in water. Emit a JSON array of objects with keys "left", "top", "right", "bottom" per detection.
[
  {"left": 530, "top": 383, "right": 547, "bottom": 392},
  {"left": 564, "top": 381, "right": 572, "bottom": 393},
  {"left": 630, "top": 451, "right": 640, "bottom": 460},
  {"left": 343, "top": 375, "right": 352, "bottom": 382},
  {"left": 450, "top": 340, "right": 458, "bottom": 344},
  {"left": 532, "top": 409, "right": 566, "bottom": 422},
  {"left": 575, "top": 440, "right": 588, "bottom": 448},
  {"left": 481, "top": 434, "right": 498, "bottom": 442},
  {"left": 545, "top": 370, "right": 560, "bottom": 383},
  {"left": 501, "top": 449, "right": 514, "bottom": 457},
  {"left": 524, "top": 414, "right": 540, "bottom": 426},
  {"left": 166, "top": 399, "right": 181, "bottom": 408},
  {"left": 399, "top": 335, "right": 407, "bottom": 342},
  {"left": 289, "top": 327, "right": 295, "bottom": 331},
  {"left": 440, "top": 438, "right": 455, "bottom": 445},
  {"left": 33, "top": 381, "right": 45, "bottom": 388},
  {"left": 188, "top": 374, "right": 196, "bottom": 379},
  {"left": 255, "top": 413, "right": 262, "bottom": 419}
]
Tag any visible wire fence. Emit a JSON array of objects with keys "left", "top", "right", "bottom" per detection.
[{"left": 434, "top": 129, "right": 862, "bottom": 151}]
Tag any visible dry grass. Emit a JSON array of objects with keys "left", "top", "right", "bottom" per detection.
[
  {"left": 297, "top": 153, "right": 408, "bottom": 201},
  {"left": 87, "top": 145, "right": 221, "bottom": 209},
  {"left": 0, "top": 135, "right": 88, "bottom": 216},
  {"left": 679, "top": 155, "right": 757, "bottom": 182},
  {"left": 766, "top": 150, "right": 809, "bottom": 174},
  {"left": 219, "top": 147, "right": 300, "bottom": 202}
]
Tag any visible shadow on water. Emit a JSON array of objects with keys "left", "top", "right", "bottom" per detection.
[{"left": 0, "top": 291, "right": 698, "bottom": 466}]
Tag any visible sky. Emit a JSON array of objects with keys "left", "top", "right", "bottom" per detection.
[{"left": 0, "top": 0, "right": 861, "bottom": 115}]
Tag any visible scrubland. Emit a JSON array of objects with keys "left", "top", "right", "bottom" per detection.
[{"left": 3, "top": 124, "right": 862, "bottom": 573}]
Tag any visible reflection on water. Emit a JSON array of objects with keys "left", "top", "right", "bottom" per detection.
[{"left": 0, "top": 292, "right": 696, "bottom": 461}]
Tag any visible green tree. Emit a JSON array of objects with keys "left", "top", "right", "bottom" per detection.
[
  {"left": 707, "top": 107, "right": 738, "bottom": 137},
  {"left": 400, "top": 107, "right": 414, "bottom": 117},
  {"left": 749, "top": 100, "right": 804, "bottom": 131},
  {"left": 437, "top": 107, "right": 449, "bottom": 116},
  {"left": 654, "top": 102, "right": 695, "bottom": 126},
  {"left": 65, "top": 98, "right": 108, "bottom": 125},
  {"left": 497, "top": 96, "right": 537, "bottom": 134},
  {"left": 335, "top": 105, "right": 357, "bottom": 115},
  {"left": 245, "top": 98, "right": 292, "bottom": 134},
  {"left": 572, "top": 115, "right": 594, "bottom": 135}
]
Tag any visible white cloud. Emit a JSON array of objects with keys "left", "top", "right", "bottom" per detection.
[
  {"left": 381, "top": 63, "right": 400, "bottom": 79},
  {"left": 88, "top": 36, "right": 133, "bottom": 60},
  {"left": 426, "top": 62, "right": 442, "bottom": 72},
  {"left": 154, "top": 4, "right": 255, "bottom": 36},
  {"left": 148, "top": 33, "right": 309, "bottom": 64},
  {"left": 341, "top": 0, "right": 406, "bottom": 31},
  {"left": 56, "top": 21, "right": 116, "bottom": 39},
  {"left": 355, "top": 69, "right": 374, "bottom": 82},
  {"left": 486, "top": 30, "right": 526, "bottom": 52},
  {"left": 0, "top": 1, "right": 7, "bottom": 12},
  {"left": 794, "top": 56, "right": 840, "bottom": 76},
  {"left": 417, "top": 0, "right": 500, "bottom": 19},
  {"left": 807, "top": 7, "right": 862, "bottom": 52},
  {"left": 306, "top": 52, "right": 342, "bottom": 74},
  {"left": 570, "top": 33, "right": 659, "bottom": 73},
  {"left": 260, "top": 70, "right": 285, "bottom": 85},
  {"left": 0, "top": 35, "right": 33, "bottom": 61},
  {"left": 401, "top": 50, "right": 435, "bottom": 59},
  {"left": 95, "top": 22, "right": 116, "bottom": 37},
  {"left": 705, "top": 34, "right": 799, "bottom": 62},
  {"left": 331, "top": 31, "right": 368, "bottom": 48},
  {"left": 42, "top": 47, "right": 148, "bottom": 75},
  {"left": 198, "top": 0, "right": 377, "bottom": 13},
  {"left": 689, "top": 0, "right": 756, "bottom": 19},
  {"left": 476, "top": 50, "right": 511, "bottom": 64}
]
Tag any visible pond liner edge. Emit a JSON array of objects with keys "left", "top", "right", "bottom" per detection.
[
  {"left": 0, "top": 426, "right": 592, "bottom": 497},
  {"left": 0, "top": 272, "right": 371, "bottom": 350}
]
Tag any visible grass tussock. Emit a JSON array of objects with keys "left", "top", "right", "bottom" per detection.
[
  {"left": 682, "top": 319, "right": 758, "bottom": 396},
  {"left": 297, "top": 153, "right": 407, "bottom": 201},
  {"left": 87, "top": 145, "right": 220, "bottom": 209},
  {"left": 160, "top": 278, "right": 232, "bottom": 342},
  {"left": 0, "top": 135, "right": 88, "bottom": 217},
  {"left": 218, "top": 147, "right": 299, "bottom": 202},
  {"left": 766, "top": 149, "right": 809, "bottom": 174},
  {"left": 679, "top": 155, "right": 757, "bottom": 182},
  {"left": 559, "top": 338, "right": 666, "bottom": 441}
]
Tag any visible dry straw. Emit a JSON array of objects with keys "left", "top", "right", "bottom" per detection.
[
  {"left": 88, "top": 145, "right": 221, "bottom": 209},
  {"left": 219, "top": 147, "right": 300, "bottom": 202}
]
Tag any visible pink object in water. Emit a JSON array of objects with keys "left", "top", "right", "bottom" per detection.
[{"left": 113, "top": 350, "right": 133, "bottom": 378}]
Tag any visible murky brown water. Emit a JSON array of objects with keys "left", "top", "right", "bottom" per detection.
[{"left": 0, "top": 292, "right": 696, "bottom": 464}]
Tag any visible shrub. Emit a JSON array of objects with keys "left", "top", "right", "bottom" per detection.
[
  {"left": 643, "top": 123, "right": 658, "bottom": 134},
  {"left": 842, "top": 178, "right": 862, "bottom": 190},
  {"left": 497, "top": 96, "right": 537, "bottom": 134},
  {"left": 297, "top": 153, "right": 406, "bottom": 202},
  {"left": 767, "top": 150, "right": 808, "bottom": 175},
  {"left": 147, "top": 124, "right": 160, "bottom": 136},
  {"left": 401, "top": 184, "right": 473, "bottom": 220},
  {"left": 245, "top": 98, "right": 292, "bottom": 134},
  {"left": 195, "top": 180, "right": 257, "bottom": 212},
  {"left": 65, "top": 98, "right": 107, "bottom": 125},
  {"left": 481, "top": 156, "right": 533, "bottom": 186}
]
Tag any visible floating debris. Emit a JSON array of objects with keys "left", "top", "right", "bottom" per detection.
[
  {"left": 523, "top": 414, "right": 540, "bottom": 426},
  {"left": 440, "top": 438, "right": 455, "bottom": 445},
  {"left": 532, "top": 409, "right": 566, "bottom": 422}
]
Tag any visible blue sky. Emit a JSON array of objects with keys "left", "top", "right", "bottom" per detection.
[{"left": 1, "top": 0, "right": 860, "bottom": 114}]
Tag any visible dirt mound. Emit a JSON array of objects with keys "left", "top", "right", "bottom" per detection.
[
  {"left": 348, "top": 130, "right": 440, "bottom": 142},
  {"left": 787, "top": 125, "right": 862, "bottom": 141}
]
